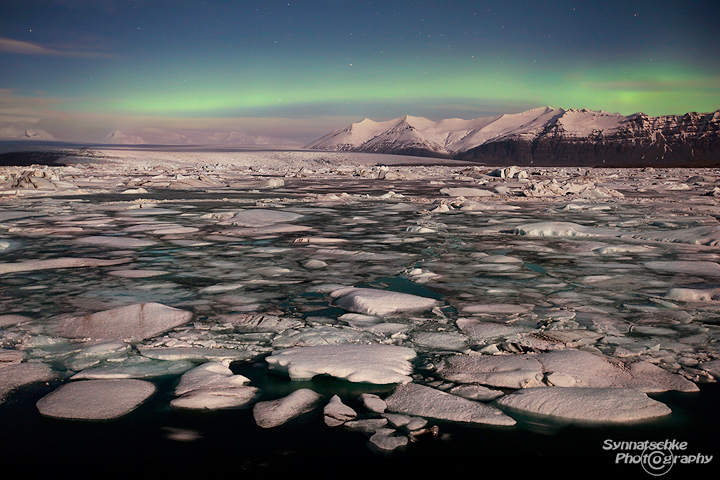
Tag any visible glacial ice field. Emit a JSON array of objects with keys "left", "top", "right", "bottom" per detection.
[{"left": 1, "top": 149, "right": 719, "bottom": 475}]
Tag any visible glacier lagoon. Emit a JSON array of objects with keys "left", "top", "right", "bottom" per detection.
[{"left": 1, "top": 148, "right": 719, "bottom": 475}]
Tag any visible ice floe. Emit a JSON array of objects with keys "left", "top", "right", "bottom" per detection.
[
  {"left": 75, "top": 236, "right": 156, "bottom": 248},
  {"left": 0, "top": 257, "right": 130, "bottom": 274},
  {"left": 440, "top": 187, "right": 493, "bottom": 197},
  {"left": 324, "top": 394, "right": 357, "bottom": 426},
  {"left": 384, "top": 382, "right": 516, "bottom": 426},
  {"left": 253, "top": 388, "right": 323, "bottom": 428},
  {"left": 218, "top": 208, "right": 303, "bottom": 227},
  {"left": 170, "top": 362, "right": 259, "bottom": 410},
  {"left": 36, "top": 379, "right": 156, "bottom": 420},
  {"left": 437, "top": 349, "right": 699, "bottom": 392},
  {"left": 265, "top": 344, "right": 417, "bottom": 384},
  {"left": 60, "top": 302, "right": 193, "bottom": 341},
  {"left": 644, "top": 261, "right": 720, "bottom": 277},
  {"left": 495, "top": 387, "right": 672, "bottom": 423},
  {"left": 331, "top": 287, "right": 440, "bottom": 316}
]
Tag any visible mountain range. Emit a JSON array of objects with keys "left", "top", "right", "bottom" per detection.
[
  {"left": 100, "top": 129, "right": 296, "bottom": 147},
  {"left": 305, "top": 107, "right": 720, "bottom": 167},
  {"left": 0, "top": 126, "right": 56, "bottom": 141}
]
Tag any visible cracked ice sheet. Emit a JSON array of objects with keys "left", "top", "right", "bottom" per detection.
[{"left": 1, "top": 158, "right": 720, "bottom": 458}]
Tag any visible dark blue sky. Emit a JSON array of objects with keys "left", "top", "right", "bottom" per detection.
[{"left": 1, "top": 0, "right": 718, "bottom": 142}]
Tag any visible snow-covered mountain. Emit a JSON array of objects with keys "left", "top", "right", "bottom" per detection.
[
  {"left": 102, "top": 130, "right": 147, "bottom": 145},
  {"left": 306, "top": 107, "right": 720, "bottom": 167},
  {"left": 100, "top": 128, "right": 296, "bottom": 147},
  {"left": 0, "top": 126, "right": 56, "bottom": 141}
]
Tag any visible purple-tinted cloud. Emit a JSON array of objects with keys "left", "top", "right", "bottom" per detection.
[{"left": 0, "top": 37, "right": 111, "bottom": 58}]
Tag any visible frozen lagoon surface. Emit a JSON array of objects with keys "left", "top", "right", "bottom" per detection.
[{"left": 1, "top": 148, "right": 720, "bottom": 475}]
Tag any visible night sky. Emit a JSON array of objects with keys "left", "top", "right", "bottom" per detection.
[{"left": 1, "top": 0, "right": 718, "bottom": 143}]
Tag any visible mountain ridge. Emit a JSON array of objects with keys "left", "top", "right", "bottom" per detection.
[{"left": 306, "top": 107, "right": 720, "bottom": 167}]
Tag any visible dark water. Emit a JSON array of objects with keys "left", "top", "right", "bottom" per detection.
[{"left": 1, "top": 372, "right": 717, "bottom": 478}]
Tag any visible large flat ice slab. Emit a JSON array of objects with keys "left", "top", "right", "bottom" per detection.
[
  {"left": 75, "top": 236, "right": 156, "bottom": 248},
  {"left": 331, "top": 287, "right": 440, "bottom": 316},
  {"left": 266, "top": 344, "right": 417, "bottom": 384},
  {"left": 385, "top": 382, "right": 516, "bottom": 426},
  {"left": 440, "top": 187, "right": 493, "bottom": 197},
  {"left": 628, "top": 225, "right": 720, "bottom": 247},
  {"left": 61, "top": 302, "right": 193, "bottom": 341},
  {"left": 437, "top": 349, "right": 698, "bottom": 393},
  {"left": 253, "top": 388, "right": 323, "bottom": 428},
  {"left": 495, "top": 387, "right": 672, "bottom": 423},
  {"left": 644, "top": 261, "right": 720, "bottom": 277},
  {"left": 36, "top": 379, "right": 156, "bottom": 420},
  {"left": 219, "top": 209, "right": 303, "bottom": 227},
  {"left": 0, "top": 257, "right": 130, "bottom": 275}
]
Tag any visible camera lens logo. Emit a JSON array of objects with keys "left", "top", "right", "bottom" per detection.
[{"left": 641, "top": 448, "right": 673, "bottom": 476}]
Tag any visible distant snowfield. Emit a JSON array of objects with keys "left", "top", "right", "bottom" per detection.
[{"left": 1, "top": 146, "right": 719, "bottom": 472}]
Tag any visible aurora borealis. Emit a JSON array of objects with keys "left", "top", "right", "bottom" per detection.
[{"left": 1, "top": 0, "right": 718, "bottom": 144}]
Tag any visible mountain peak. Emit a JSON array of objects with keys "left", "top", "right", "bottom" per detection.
[
  {"left": 0, "top": 126, "right": 55, "bottom": 141},
  {"left": 305, "top": 106, "right": 720, "bottom": 166}
]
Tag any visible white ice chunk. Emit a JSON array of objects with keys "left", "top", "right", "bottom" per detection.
[
  {"left": 171, "top": 386, "right": 259, "bottom": 410},
  {"left": 0, "top": 257, "right": 130, "bottom": 275},
  {"left": 36, "top": 379, "right": 156, "bottom": 420},
  {"left": 71, "top": 360, "right": 193, "bottom": 380},
  {"left": 359, "top": 393, "right": 387, "bottom": 413},
  {"left": 457, "top": 318, "right": 530, "bottom": 341},
  {"left": 628, "top": 225, "right": 720, "bottom": 247},
  {"left": 324, "top": 394, "right": 357, "bottom": 426},
  {"left": 665, "top": 288, "right": 719, "bottom": 302},
  {"left": 332, "top": 287, "right": 440, "bottom": 316},
  {"left": 0, "top": 314, "right": 33, "bottom": 327},
  {"left": 438, "top": 353, "right": 545, "bottom": 388},
  {"left": 460, "top": 304, "right": 532, "bottom": 315},
  {"left": 137, "top": 346, "right": 260, "bottom": 363},
  {"left": 440, "top": 187, "right": 493, "bottom": 197},
  {"left": 220, "top": 209, "right": 303, "bottom": 227},
  {"left": 437, "top": 349, "right": 699, "bottom": 393},
  {"left": 253, "top": 388, "right": 323, "bottom": 428},
  {"left": 0, "top": 349, "right": 25, "bottom": 365},
  {"left": 75, "top": 236, "right": 156, "bottom": 248},
  {"left": 512, "top": 222, "right": 618, "bottom": 237},
  {"left": 495, "top": 387, "right": 671, "bottom": 423},
  {"left": 266, "top": 344, "right": 417, "bottom": 384},
  {"left": 302, "top": 259, "right": 328, "bottom": 269},
  {"left": 410, "top": 331, "right": 469, "bottom": 352},
  {"left": 174, "top": 362, "right": 251, "bottom": 396},
  {"left": 61, "top": 302, "right": 193, "bottom": 341},
  {"left": 449, "top": 384, "right": 505, "bottom": 401},
  {"left": 0, "top": 362, "right": 57, "bottom": 404},
  {"left": 108, "top": 269, "right": 168, "bottom": 278},
  {"left": 271, "top": 325, "right": 377, "bottom": 348},
  {"left": 384, "top": 382, "right": 516, "bottom": 426},
  {"left": 369, "top": 429, "right": 409, "bottom": 452},
  {"left": 644, "top": 261, "right": 720, "bottom": 277}
]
